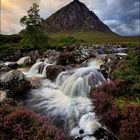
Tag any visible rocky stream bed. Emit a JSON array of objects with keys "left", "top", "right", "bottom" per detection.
[{"left": 0, "top": 44, "right": 129, "bottom": 140}]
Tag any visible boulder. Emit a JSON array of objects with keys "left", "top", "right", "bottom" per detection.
[
  {"left": 57, "top": 52, "right": 76, "bottom": 65},
  {"left": 1, "top": 70, "right": 31, "bottom": 97},
  {"left": 28, "top": 77, "right": 42, "bottom": 89},
  {"left": 46, "top": 65, "right": 67, "bottom": 81},
  {"left": 17, "top": 56, "right": 31, "bottom": 65}
]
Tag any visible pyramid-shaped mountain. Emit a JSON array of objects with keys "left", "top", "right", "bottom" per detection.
[{"left": 42, "top": 0, "right": 113, "bottom": 33}]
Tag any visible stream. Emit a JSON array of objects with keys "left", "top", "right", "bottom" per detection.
[{"left": 24, "top": 59, "right": 106, "bottom": 140}]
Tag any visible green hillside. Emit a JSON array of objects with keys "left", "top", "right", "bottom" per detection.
[{"left": 50, "top": 32, "right": 140, "bottom": 46}]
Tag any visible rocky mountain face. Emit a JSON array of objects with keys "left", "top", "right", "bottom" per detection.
[{"left": 42, "top": 0, "right": 114, "bottom": 33}]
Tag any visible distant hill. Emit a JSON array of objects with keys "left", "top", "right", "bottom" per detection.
[{"left": 42, "top": 0, "right": 115, "bottom": 34}]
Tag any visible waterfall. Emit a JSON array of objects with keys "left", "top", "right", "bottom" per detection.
[
  {"left": 57, "top": 66, "right": 105, "bottom": 97},
  {"left": 28, "top": 61, "right": 43, "bottom": 75},
  {"left": 42, "top": 65, "right": 48, "bottom": 77},
  {"left": 25, "top": 59, "right": 52, "bottom": 77},
  {"left": 27, "top": 60, "right": 107, "bottom": 139}
]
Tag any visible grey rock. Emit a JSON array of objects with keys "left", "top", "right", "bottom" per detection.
[
  {"left": 1, "top": 70, "right": 31, "bottom": 97},
  {"left": 46, "top": 65, "right": 70, "bottom": 81}
]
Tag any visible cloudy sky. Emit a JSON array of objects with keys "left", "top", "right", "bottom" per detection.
[{"left": 1, "top": 0, "right": 140, "bottom": 36}]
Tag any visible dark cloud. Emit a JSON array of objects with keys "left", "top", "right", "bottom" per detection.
[{"left": 86, "top": 0, "right": 140, "bottom": 35}]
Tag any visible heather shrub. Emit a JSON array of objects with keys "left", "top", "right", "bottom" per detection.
[
  {"left": 91, "top": 91, "right": 120, "bottom": 131},
  {"left": 103, "top": 104, "right": 121, "bottom": 134},
  {"left": 91, "top": 89, "right": 140, "bottom": 139},
  {"left": 119, "top": 104, "right": 140, "bottom": 140},
  {"left": 0, "top": 103, "right": 69, "bottom": 140},
  {"left": 95, "top": 81, "right": 117, "bottom": 94},
  {"left": 91, "top": 91, "right": 113, "bottom": 114},
  {"left": 95, "top": 80, "right": 127, "bottom": 98}
]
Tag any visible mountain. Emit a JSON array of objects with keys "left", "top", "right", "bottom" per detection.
[{"left": 42, "top": 0, "right": 114, "bottom": 34}]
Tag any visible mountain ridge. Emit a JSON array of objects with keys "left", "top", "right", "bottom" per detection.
[{"left": 42, "top": 0, "right": 114, "bottom": 34}]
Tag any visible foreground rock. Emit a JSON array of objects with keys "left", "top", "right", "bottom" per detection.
[{"left": 1, "top": 70, "right": 31, "bottom": 97}]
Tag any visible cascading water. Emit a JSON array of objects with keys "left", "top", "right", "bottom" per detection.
[
  {"left": 28, "top": 61, "right": 43, "bottom": 75},
  {"left": 57, "top": 67, "right": 105, "bottom": 97},
  {"left": 25, "top": 58, "right": 51, "bottom": 77},
  {"left": 42, "top": 65, "right": 48, "bottom": 77},
  {"left": 26, "top": 60, "right": 109, "bottom": 140}
]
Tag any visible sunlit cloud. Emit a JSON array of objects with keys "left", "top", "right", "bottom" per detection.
[{"left": 1, "top": 0, "right": 41, "bottom": 34}]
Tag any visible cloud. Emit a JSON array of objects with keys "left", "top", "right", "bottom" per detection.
[
  {"left": 1, "top": 0, "right": 140, "bottom": 36},
  {"left": 86, "top": 0, "right": 140, "bottom": 35},
  {"left": 1, "top": 0, "right": 41, "bottom": 34},
  {"left": 113, "top": 19, "right": 140, "bottom": 36}
]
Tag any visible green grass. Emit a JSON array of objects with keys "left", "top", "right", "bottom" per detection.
[
  {"left": 0, "top": 32, "right": 139, "bottom": 59},
  {"left": 49, "top": 31, "right": 140, "bottom": 46}
]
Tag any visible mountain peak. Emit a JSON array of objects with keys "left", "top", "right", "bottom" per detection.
[
  {"left": 72, "top": 0, "right": 79, "bottom": 3},
  {"left": 73, "top": 0, "right": 79, "bottom": 2},
  {"left": 42, "top": 0, "right": 114, "bottom": 33}
]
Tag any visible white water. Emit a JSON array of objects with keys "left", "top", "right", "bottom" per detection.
[
  {"left": 116, "top": 53, "right": 128, "bottom": 56},
  {"left": 28, "top": 61, "right": 43, "bottom": 74},
  {"left": 58, "top": 67, "right": 105, "bottom": 97},
  {"left": 42, "top": 65, "right": 48, "bottom": 77},
  {"left": 26, "top": 60, "right": 106, "bottom": 139},
  {"left": 24, "top": 58, "right": 52, "bottom": 78}
]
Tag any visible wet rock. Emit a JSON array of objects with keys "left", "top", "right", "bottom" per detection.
[
  {"left": 93, "top": 128, "right": 117, "bottom": 140},
  {"left": 46, "top": 65, "right": 68, "bottom": 81},
  {"left": 1, "top": 70, "right": 31, "bottom": 97},
  {"left": 28, "top": 77, "right": 42, "bottom": 89},
  {"left": 57, "top": 52, "right": 76, "bottom": 65}
]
